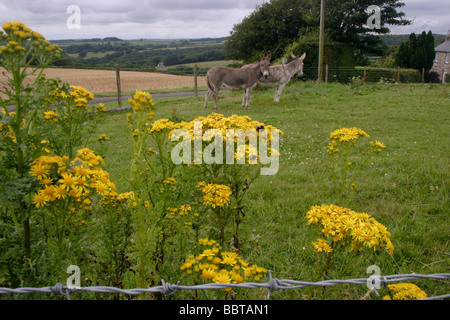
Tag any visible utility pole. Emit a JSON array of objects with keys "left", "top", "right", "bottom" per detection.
[{"left": 318, "top": 0, "right": 325, "bottom": 83}]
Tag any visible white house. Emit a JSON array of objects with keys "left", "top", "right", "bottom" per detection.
[{"left": 431, "top": 30, "right": 450, "bottom": 83}]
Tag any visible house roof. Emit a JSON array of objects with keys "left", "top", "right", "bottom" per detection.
[
  {"left": 435, "top": 40, "right": 450, "bottom": 52},
  {"left": 436, "top": 31, "right": 450, "bottom": 52}
]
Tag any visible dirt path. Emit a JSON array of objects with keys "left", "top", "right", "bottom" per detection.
[
  {"left": 89, "top": 90, "right": 209, "bottom": 104},
  {"left": 5, "top": 90, "right": 209, "bottom": 112}
]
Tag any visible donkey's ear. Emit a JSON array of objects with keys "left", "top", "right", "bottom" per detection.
[
  {"left": 266, "top": 51, "right": 271, "bottom": 60},
  {"left": 290, "top": 52, "right": 297, "bottom": 59},
  {"left": 300, "top": 52, "right": 306, "bottom": 60},
  {"left": 261, "top": 51, "right": 266, "bottom": 59}
]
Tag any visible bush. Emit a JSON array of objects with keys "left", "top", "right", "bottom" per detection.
[
  {"left": 354, "top": 67, "right": 421, "bottom": 83},
  {"left": 285, "top": 29, "right": 355, "bottom": 82},
  {"left": 424, "top": 71, "right": 441, "bottom": 83}
]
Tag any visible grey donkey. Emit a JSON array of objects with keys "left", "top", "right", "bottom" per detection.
[
  {"left": 244, "top": 52, "right": 306, "bottom": 102},
  {"left": 204, "top": 51, "right": 271, "bottom": 110}
]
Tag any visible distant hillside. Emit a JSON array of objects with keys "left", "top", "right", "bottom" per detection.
[
  {"left": 380, "top": 34, "right": 446, "bottom": 47},
  {"left": 52, "top": 37, "right": 124, "bottom": 44},
  {"left": 49, "top": 34, "right": 447, "bottom": 71},
  {"left": 52, "top": 38, "right": 226, "bottom": 70}
]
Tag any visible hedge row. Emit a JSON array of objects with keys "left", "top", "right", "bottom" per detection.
[{"left": 354, "top": 67, "right": 422, "bottom": 83}]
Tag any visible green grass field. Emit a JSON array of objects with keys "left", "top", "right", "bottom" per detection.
[{"left": 86, "top": 81, "right": 449, "bottom": 299}]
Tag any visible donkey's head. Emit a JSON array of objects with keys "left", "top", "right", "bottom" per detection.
[
  {"left": 290, "top": 52, "right": 306, "bottom": 76},
  {"left": 259, "top": 51, "right": 271, "bottom": 79}
]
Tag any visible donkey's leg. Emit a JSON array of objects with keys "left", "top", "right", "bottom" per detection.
[
  {"left": 274, "top": 83, "right": 286, "bottom": 102},
  {"left": 241, "top": 89, "right": 247, "bottom": 108},
  {"left": 212, "top": 90, "right": 220, "bottom": 110},
  {"left": 273, "top": 86, "right": 279, "bottom": 102},
  {"left": 245, "top": 89, "right": 252, "bottom": 110},
  {"left": 204, "top": 90, "right": 212, "bottom": 109}
]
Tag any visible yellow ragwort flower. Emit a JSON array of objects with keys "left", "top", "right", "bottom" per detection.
[
  {"left": 198, "top": 183, "right": 232, "bottom": 208},
  {"left": 306, "top": 204, "right": 394, "bottom": 255},
  {"left": 383, "top": 283, "right": 428, "bottom": 300}
]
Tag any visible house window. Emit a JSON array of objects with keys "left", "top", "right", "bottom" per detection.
[{"left": 446, "top": 53, "right": 450, "bottom": 64}]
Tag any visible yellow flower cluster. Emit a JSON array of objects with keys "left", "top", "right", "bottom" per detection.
[
  {"left": 312, "top": 238, "right": 333, "bottom": 253},
  {"left": 0, "top": 110, "right": 18, "bottom": 142},
  {"left": 235, "top": 143, "right": 260, "bottom": 163},
  {"left": 327, "top": 127, "right": 386, "bottom": 155},
  {"left": 100, "top": 190, "right": 135, "bottom": 209},
  {"left": 306, "top": 204, "right": 394, "bottom": 254},
  {"left": 128, "top": 90, "right": 154, "bottom": 112},
  {"left": 383, "top": 283, "right": 427, "bottom": 300},
  {"left": 149, "top": 119, "right": 175, "bottom": 134},
  {"left": 1, "top": 21, "right": 62, "bottom": 58},
  {"left": 50, "top": 85, "right": 94, "bottom": 111},
  {"left": 165, "top": 204, "right": 195, "bottom": 217},
  {"left": 197, "top": 182, "right": 232, "bottom": 208},
  {"left": 370, "top": 140, "right": 386, "bottom": 154},
  {"left": 327, "top": 127, "right": 369, "bottom": 154},
  {"left": 180, "top": 238, "right": 267, "bottom": 289},
  {"left": 95, "top": 103, "right": 106, "bottom": 113},
  {"left": 30, "top": 148, "right": 115, "bottom": 209},
  {"left": 164, "top": 204, "right": 199, "bottom": 228},
  {"left": 329, "top": 127, "right": 369, "bottom": 142},
  {"left": 43, "top": 111, "right": 58, "bottom": 122},
  {"left": 98, "top": 134, "right": 108, "bottom": 144},
  {"left": 168, "top": 113, "right": 283, "bottom": 142},
  {"left": 162, "top": 177, "right": 177, "bottom": 185}
]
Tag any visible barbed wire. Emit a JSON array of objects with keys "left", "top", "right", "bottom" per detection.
[{"left": 1, "top": 272, "right": 449, "bottom": 300}]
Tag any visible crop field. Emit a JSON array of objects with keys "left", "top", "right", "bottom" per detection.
[
  {"left": 0, "top": 67, "right": 206, "bottom": 98},
  {"left": 162, "top": 60, "right": 239, "bottom": 70},
  {"left": 76, "top": 81, "right": 449, "bottom": 300}
]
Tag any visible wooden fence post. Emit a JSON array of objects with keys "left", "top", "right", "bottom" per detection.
[
  {"left": 422, "top": 68, "right": 425, "bottom": 84},
  {"left": 115, "top": 64, "right": 122, "bottom": 108},
  {"left": 317, "top": 0, "right": 325, "bottom": 83},
  {"left": 325, "top": 64, "right": 329, "bottom": 83},
  {"left": 363, "top": 66, "right": 367, "bottom": 84},
  {"left": 194, "top": 64, "right": 198, "bottom": 98}
]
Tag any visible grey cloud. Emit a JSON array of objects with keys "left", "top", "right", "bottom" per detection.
[
  {"left": 1, "top": 0, "right": 448, "bottom": 39},
  {"left": 389, "top": 0, "right": 450, "bottom": 34}
]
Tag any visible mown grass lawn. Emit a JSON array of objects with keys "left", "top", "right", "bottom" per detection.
[{"left": 87, "top": 81, "right": 449, "bottom": 299}]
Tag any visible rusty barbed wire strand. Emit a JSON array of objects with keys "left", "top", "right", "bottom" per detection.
[{"left": 1, "top": 272, "right": 448, "bottom": 300}]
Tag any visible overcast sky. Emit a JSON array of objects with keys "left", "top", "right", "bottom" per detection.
[{"left": 1, "top": 0, "right": 449, "bottom": 40}]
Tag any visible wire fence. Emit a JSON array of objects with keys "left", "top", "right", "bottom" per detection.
[
  {"left": 1, "top": 272, "right": 449, "bottom": 300},
  {"left": 48, "top": 64, "right": 433, "bottom": 84}
]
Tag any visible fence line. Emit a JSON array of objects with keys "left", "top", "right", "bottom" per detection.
[
  {"left": 1, "top": 272, "right": 448, "bottom": 300},
  {"left": 47, "top": 64, "right": 431, "bottom": 84}
]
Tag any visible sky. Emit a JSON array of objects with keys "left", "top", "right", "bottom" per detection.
[{"left": 1, "top": 0, "right": 449, "bottom": 40}]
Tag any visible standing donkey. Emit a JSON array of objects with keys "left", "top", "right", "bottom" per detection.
[
  {"left": 244, "top": 52, "right": 306, "bottom": 102},
  {"left": 204, "top": 51, "right": 271, "bottom": 110}
]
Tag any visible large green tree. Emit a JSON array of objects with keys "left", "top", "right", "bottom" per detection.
[
  {"left": 396, "top": 31, "right": 435, "bottom": 71},
  {"left": 224, "top": 0, "right": 410, "bottom": 62},
  {"left": 223, "top": 0, "right": 313, "bottom": 62}
]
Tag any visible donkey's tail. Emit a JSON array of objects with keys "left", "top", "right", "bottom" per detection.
[{"left": 206, "top": 74, "right": 217, "bottom": 94}]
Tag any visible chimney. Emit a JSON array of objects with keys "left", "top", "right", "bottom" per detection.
[{"left": 447, "top": 30, "right": 450, "bottom": 41}]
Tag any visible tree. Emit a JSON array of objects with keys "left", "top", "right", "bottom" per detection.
[
  {"left": 396, "top": 31, "right": 435, "bottom": 71},
  {"left": 425, "top": 31, "right": 436, "bottom": 70},
  {"left": 223, "top": 0, "right": 312, "bottom": 62},
  {"left": 223, "top": 0, "right": 410, "bottom": 62},
  {"left": 324, "top": 0, "right": 410, "bottom": 55},
  {"left": 395, "top": 42, "right": 411, "bottom": 68}
]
